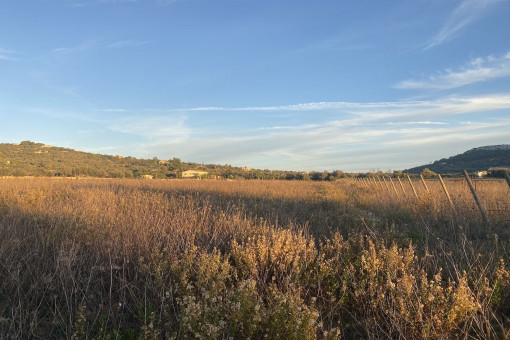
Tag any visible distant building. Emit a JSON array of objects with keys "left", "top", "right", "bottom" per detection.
[
  {"left": 141, "top": 175, "right": 154, "bottom": 179},
  {"left": 158, "top": 160, "right": 169, "bottom": 165},
  {"left": 182, "top": 170, "right": 209, "bottom": 178},
  {"left": 241, "top": 167, "right": 251, "bottom": 171},
  {"left": 476, "top": 171, "right": 488, "bottom": 177}
]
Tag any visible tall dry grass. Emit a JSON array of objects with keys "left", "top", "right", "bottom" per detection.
[{"left": 0, "top": 177, "right": 508, "bottom": 339}]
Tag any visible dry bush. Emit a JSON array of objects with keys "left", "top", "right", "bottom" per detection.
[{"left": 0, "top": 177, "right": 508, "bottom": 339}]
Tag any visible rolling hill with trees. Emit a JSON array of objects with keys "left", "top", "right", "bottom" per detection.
[
  {"left": 0, "top": 141, "right": 350, "bottom": 180},
  {"left": 405, "top": 145, "right": 510, "bottom": 174},
  {"left": 0, "top": 141, "right": 182, "bottom": 178},
  {"left": 2, "top": 141, "right": 509, "bottom": 179}
]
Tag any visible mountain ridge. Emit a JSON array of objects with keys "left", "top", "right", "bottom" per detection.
[{"left": 405, "top": 144, "right": 510, "bottom": 174}]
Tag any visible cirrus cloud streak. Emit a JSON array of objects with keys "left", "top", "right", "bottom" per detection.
[
  {"left": 425, "top": 0, "right": 503, "bottom": 49},
  {"left": 103, "top": 93, "right": 510, "bottom": 171},
  {"left": 397, "top": 51, "right": 510, "bottom": 90}
]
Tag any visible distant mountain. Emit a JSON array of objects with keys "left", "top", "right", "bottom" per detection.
[{"left": 405, "top": 145, "right": 510, "bottom": 174}]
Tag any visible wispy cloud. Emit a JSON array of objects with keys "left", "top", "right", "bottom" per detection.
[
  {"left": 109, "top": 115, "right": 191, "bottom": 141},
  {"left": 99, "top": 93, "right": 510, "bottom": 171},
  {"left": 397, "top": 51, "right": 510, "bottom": 90},
  {"left": 52, "top": 41, "right": 95, "bottom": 54},
  {"left": 132, "top": 118, "right": 510, "bottom": 171},
  {"left": 0, "top": 48, "right": 17, "bottom": 61},
  {"left": 93, "top": 94, "right": 510, "bottom": 118},
  {"left": 92, "top": 102, "right": 419, "bottom": 114},
  {"left": 425, "top": 0, "right": 503, "bottom": 49},
  {"left": 108, "top": 40, "right": 151, "bottom": 48}
]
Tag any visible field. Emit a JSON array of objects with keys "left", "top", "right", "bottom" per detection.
[{"left": 0, "top": 177, "right": 509, "bottom": 339}]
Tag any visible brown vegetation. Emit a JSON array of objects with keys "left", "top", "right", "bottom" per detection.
[{"left": 0, "top": 177, "right": 508, "bottom": 339}]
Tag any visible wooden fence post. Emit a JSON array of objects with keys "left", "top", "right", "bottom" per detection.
[
  {"left": 363, "top": 178, "right": 369, "bottom": 189},
  {"left": 420, "top": 174, "right": 429, "bottom": 193},
  {"left": 370, "top": 177, "right": 377, "bottom": 190},
  {"left": 437, "top": 174, "right": 455, "bottom": 210},
  {"left": 381, "top": 176, "right": 391, "bottom": 193},
  {"left": 397, "top": 176, "right": 407, "bottom": 196},
  {"left": 389, "top": 177, "right": 399, "bottom": 196},
  {"left": 376, "top": 177, "right": 384, "bottom": 190},
  {"left": 406, "top": 174, "right": 418, "bottom": 199},
  {"left": 504, "top": 171, "right": 510, "bottom": 190},
  {"left": 377, "top": 176, "right": 382, "bottom": 189},
  {"left": 463, "top": 170, "right": 489, "bottom": 224}
]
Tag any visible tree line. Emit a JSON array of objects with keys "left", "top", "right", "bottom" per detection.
[{"left": 0, "top": 141, "right": 506, "bottom": 180}]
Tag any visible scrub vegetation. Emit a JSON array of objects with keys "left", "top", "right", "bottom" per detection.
[
  {"left": 0, "top": 177, "right": 509, "bottom": 339},
  {"left": 0, "top": 141, "right": 350, "bottom": 180},
  {"left": 2, "top": 141, "right": 509, "bottom": 180}
]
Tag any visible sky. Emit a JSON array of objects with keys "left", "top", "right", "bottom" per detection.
[{"left": 1, "top": 0, "right": 509, "bottom": 172}]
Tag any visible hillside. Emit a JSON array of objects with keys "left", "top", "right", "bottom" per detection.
[
  {"left": 405, "top": 144, "right": 510, "bottom": 174},
  {"left": 5, "top": 141, "right": 508, "bottom": 179},
  {"left": 0, "top": 141, "right": 184, "bottom": 178},
  {"left": 0, "top": 141, "right": 349, "bottom": 180}
]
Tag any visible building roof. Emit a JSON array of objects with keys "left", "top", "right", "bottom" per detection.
[{"left": 182, "top": 170, "right": 209, "bottom": 177}]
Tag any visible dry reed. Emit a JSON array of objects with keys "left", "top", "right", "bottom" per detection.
[{"left": 0, "top": 177, "right": 508, "bottom": 339}]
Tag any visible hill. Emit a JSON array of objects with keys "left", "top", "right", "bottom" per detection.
[
  {"left": 0, "top": 141, "right": 184, "bottom": 178},
  {"left": 0, "top": 141, "right": 350, "bottom": 180},
  {"left": 405, "top": 145, "right": 510, "bottom": 174}
]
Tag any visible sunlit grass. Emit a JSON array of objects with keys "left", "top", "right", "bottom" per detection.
[{"left": 0, "top": 177, "right": 508, "bottom": 339}]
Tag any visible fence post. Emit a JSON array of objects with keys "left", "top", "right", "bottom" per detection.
[
  {"left": 420, "top": 174, "right": 430, "bottom": 193},
  {"left": 389, "top": 176, "right": 399, "bottom": 196},
  {"left": 370, "top": 176, "right": 376, "bottom": 188},
  {"left": 406, "top": 174, "right": 418, "bottom": 199},
  {"left": 364, "top": 178, "right": 370, "bottom": 189},
  {"left": 381, "top": 176, "right": 391, "bottom": 192},
  {"left": 504, "top": 171, "right": 510, "bottom": 190},
  {"left": 397, "top": 176, "right": 407, "bottom": 196},
  {"left": 463, "top": 170, "right": 489, "bottom": 224},
  {"left": 437, "top": 174, "right": 455, "bottom": 210},
  {"left": 376, "top": 176, "right": 384, "bottom": 190},
  {"left": 363, "top": 178, "right": 369, "bottom": 189}
]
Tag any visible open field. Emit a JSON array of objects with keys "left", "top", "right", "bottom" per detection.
[{"left": 0, "top": 177, "right": 509, "bottom": 339}]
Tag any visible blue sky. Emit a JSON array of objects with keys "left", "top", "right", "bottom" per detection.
[{"left": 1, "top": 0, "right": 509, "bottom": 171}]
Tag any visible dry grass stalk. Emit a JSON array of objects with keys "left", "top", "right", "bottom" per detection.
[{"left": 0, "top": 177, "right": 508, "bottom": 339}]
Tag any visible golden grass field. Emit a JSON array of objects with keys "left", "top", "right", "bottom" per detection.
[{"left": 0, "top": 177, "right": 509, "bottom": 339}]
